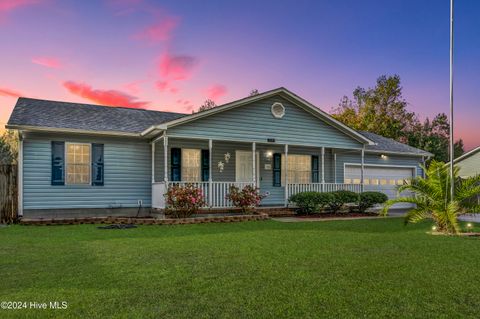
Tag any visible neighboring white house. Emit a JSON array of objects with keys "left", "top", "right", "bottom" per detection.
[{"left": 453, "top": 146, "right": 480, "bottom": 178}]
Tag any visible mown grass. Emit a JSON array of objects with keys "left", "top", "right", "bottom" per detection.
[{"left": 0, "top": 218, "right": 479, "bottom": 318}]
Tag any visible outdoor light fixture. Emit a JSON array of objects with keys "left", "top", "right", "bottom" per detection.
[
  {"left": 466, "top": 223, "right": 473, "bottom": 230},
  {"left": 265, "top": 151, "right": 273, "bottom": 158},
  {"left": 224, "top": 152, "right": 231, "bottom": 163},
  {"left": 380, "top": 154, "right": 388, "bottom": 159},
  {"left": 431, "top": 226, "right": 437, "bottom": 232}
]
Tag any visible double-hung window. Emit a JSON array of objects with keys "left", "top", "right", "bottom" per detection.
[
  {"left": 181, "top": 149, "right": 201, "bottom": 182},
  {"left": 66, "top": 143, "right": 91, "bottom": 185},
  {"left": 51, "top": 141, "right": 104, "bottom": 186},
  {"left": 282, "top": 154, "right": 311, "bottom": 184}
]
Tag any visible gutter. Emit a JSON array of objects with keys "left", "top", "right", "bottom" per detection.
[{"left": 6, "top": 125, "right": 142, "bottom": 138}]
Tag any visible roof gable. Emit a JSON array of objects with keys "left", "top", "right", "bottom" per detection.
[
  {"left": 164, "top": 94, "right": 366, "bottom": 149},
  {"left": 144, "top": 88, "right": 374, "bottom": 145}
]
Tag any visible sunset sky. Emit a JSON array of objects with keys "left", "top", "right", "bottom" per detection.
[{"left": 1, "top": 0, "right": 479, "bottom": 149}]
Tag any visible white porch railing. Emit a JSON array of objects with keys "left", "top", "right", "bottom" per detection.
[
  {"left": 153, "top": 182, "right": 362, "bottom": 209},
  {"left": 152, "top": 181, "right": 254, "bottom": 209},
  {"left": 287, "top": 183, "right": 362, "bottom": 198},
  {"left": 210, "top": 182, "right": 254, "bottom": 208}
]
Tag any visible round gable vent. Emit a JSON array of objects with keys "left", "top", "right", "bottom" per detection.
[{"left": 271, "top": 102, "right": 285, "bottom": 118}]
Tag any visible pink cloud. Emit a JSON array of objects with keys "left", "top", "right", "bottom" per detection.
[
  {"left": 155, "top": 80, "right": 169, "bottom": 92},
  {"left": 31, "top": 56, "right": 62, "bottom": 69},
  {"left": 158, "top": 52, "right": 198, "bottom": 81},
  {"left": 0, "top": 0, "right": 41, "bottom": 22},
  {"left": 123, "top": 80, "right": 143, "bottom": 95},
  {"left": 206, "top": 84, "right": 227, "bottom": 101},
  {"left": 0, "top": 86, "right": 23, "bottom": 98},
  {"left": 63, "top": 81, "right": 149, "bottom": 108},
  {"left": 134, "top": 16, "right": 179, "bottom": 43}
]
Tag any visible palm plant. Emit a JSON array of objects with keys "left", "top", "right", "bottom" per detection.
[{"left": 381, "top": 160, "right": 480, "bottom": 234}]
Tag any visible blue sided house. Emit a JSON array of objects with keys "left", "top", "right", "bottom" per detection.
[{"left": 6, "top": 88, "right": 432, "bottom": 218}]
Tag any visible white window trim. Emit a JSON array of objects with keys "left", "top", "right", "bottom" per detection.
[{"left": 65, "top": 142, "right": 92, "bottom": 185}]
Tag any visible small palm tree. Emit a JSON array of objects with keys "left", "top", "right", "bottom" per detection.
[{"left": 381, "top": 160, "right": 480, "bottom": 234}]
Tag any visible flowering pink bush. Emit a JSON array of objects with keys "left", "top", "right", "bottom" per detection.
[
  {"left": 165, "top": 183, "right": 206, "bottom": 218},
  {"left": 226, "top": 185, "right": 265, "bottom": 213}
]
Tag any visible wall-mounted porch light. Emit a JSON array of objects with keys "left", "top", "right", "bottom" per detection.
[
  {"left": 380, "top": 154, "right": 388, "bottom": 160},
  {"left": 265, "top": 151, "right": 273, "bottom": 159}
]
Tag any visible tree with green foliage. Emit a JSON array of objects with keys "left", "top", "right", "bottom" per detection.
[
  {"left": 331, "top": 75, "right": 464, "bottom": 161},
  {"left": 0, "top": 130, "right": 18, "bottom": 165},
  {"left": 381, "top": 161, "right": 480, "bottom": 234},
  {"left": 406, "top": 113, "right": 464, "bottom": 162}
]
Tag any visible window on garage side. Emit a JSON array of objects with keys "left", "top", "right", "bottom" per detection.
[{"left": 66, "top": 143, "right": 91, "bottom": 185}]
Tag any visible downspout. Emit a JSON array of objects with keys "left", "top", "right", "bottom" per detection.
[{"left": 17, "top": 131, "right": 24, "bottom": 218}]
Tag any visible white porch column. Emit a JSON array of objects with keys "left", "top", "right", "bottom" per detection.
[
  {"left": 163, "top": 136, "right": 168, "bottom": 182},
  {"left": 333, "top": 152, "right": 337, "bottom": 183},
  {"left": 208, "top": 139, "right": 213, "bottom": 207},
  {"left": 422, "top": 156, "right": 426, "bottom": 178},
  {"left": 18, "top": 133, "right": 23, "bottom": 217},
  {"left": 321, "top": 147, "right": 325, "bottom": 192},
  {"left": 284, "top": 144, "right": 289, "bottom": 207},
  {"left": 361, "top": 146, "right": 365, "bottom": 192},
  {"left": 252, "top": 142, "right": 256, "bottom": 187},
  {"left": 151, "top": 141, "right": 155, "bottom": 183}
]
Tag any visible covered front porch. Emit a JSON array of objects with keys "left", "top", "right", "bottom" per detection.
[{"left": 150, "top": 135, "right": 366, "bottom": 209}]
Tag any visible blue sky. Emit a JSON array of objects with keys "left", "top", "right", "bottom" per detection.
[{"left": 0, "top": 0, "right": 478, "bottom": 148}]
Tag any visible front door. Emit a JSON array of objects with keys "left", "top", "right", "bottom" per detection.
[{"left": 235, "top": 151, "right": 260, "bottom": 184}]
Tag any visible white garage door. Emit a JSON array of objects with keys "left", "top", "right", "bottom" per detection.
[{"left": 345, "top": 165, "right": 415, "bottom": 208}]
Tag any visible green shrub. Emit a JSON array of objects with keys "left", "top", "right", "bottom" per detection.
[
  {"left": 289, "top": 192, "right": 334, "bottom": 215},
  {"left": 328, "top": 190, "right": 359, "bottom": 213},
  {"left": 358, "top": 192, "right": 388, "bottom": 213}
]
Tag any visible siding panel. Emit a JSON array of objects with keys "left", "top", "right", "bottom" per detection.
[
  {"left": 167, "top": 96, "right": 363, "bottom": 149},
  {"left": 23, "top": 132, "right": 151, "bottom": 209}
]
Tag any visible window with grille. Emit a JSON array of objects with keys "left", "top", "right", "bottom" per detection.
[
  {"left": 66, "top": 143, "right": 91, "bottom": 185},
  {"left": 282, "top": 154, "right": 311, "bottom": 184},
  {"left": 182, "top": 149, "right": 201, "bottom": 181}
]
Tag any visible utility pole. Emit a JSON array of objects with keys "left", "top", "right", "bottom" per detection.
[{"left": 449, "top": 0, "right": 455, "bottom": 201}]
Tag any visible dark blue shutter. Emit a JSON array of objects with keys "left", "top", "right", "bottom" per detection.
[
  {"left": 273, "top": 153, "right": 281, "bottom": 187},
  {"left": 201, "top": 149, "right": 209, "bottom": 182},
  {"left": 91, "top": 143, "right": 104, "bottom": 186},
  {"left": 311, "top": 155, "right": 319, "bottom": 183},
  {"left": 171, "top": 148, "right": 181, "bottom": 181},
  {"left": 51, "top": 141, "right": 65, "bottom": 185}
]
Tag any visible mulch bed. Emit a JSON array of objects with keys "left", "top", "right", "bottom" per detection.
[
  {"left": 19, "top": 213, "right": 269, "bottom": 226},
  {"left": 295, "top": 212, "right": 378, "bottom": 219}
]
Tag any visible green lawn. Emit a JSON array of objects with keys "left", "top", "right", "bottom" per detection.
[{"left": 1, "top": 219, "right": 479, "bottom": 319}]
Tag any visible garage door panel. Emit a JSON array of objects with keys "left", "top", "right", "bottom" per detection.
[{"left": 345, "top": 165, "right": 415, "bottom": 208}]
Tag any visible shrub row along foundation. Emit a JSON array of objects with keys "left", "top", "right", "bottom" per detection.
[{"left": 19, "top": 213, "right": 269, "bottom": 226}]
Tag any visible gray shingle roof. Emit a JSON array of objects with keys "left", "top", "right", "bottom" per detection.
[
  {"left": 7, "top": 98, "right": 186, "bottom": 134},
  {"left": 360, "top": 131, "right": 432, "bottom": 156},
  {"left": 7, "top": 97, "right": 431, "bottom": 156}
]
